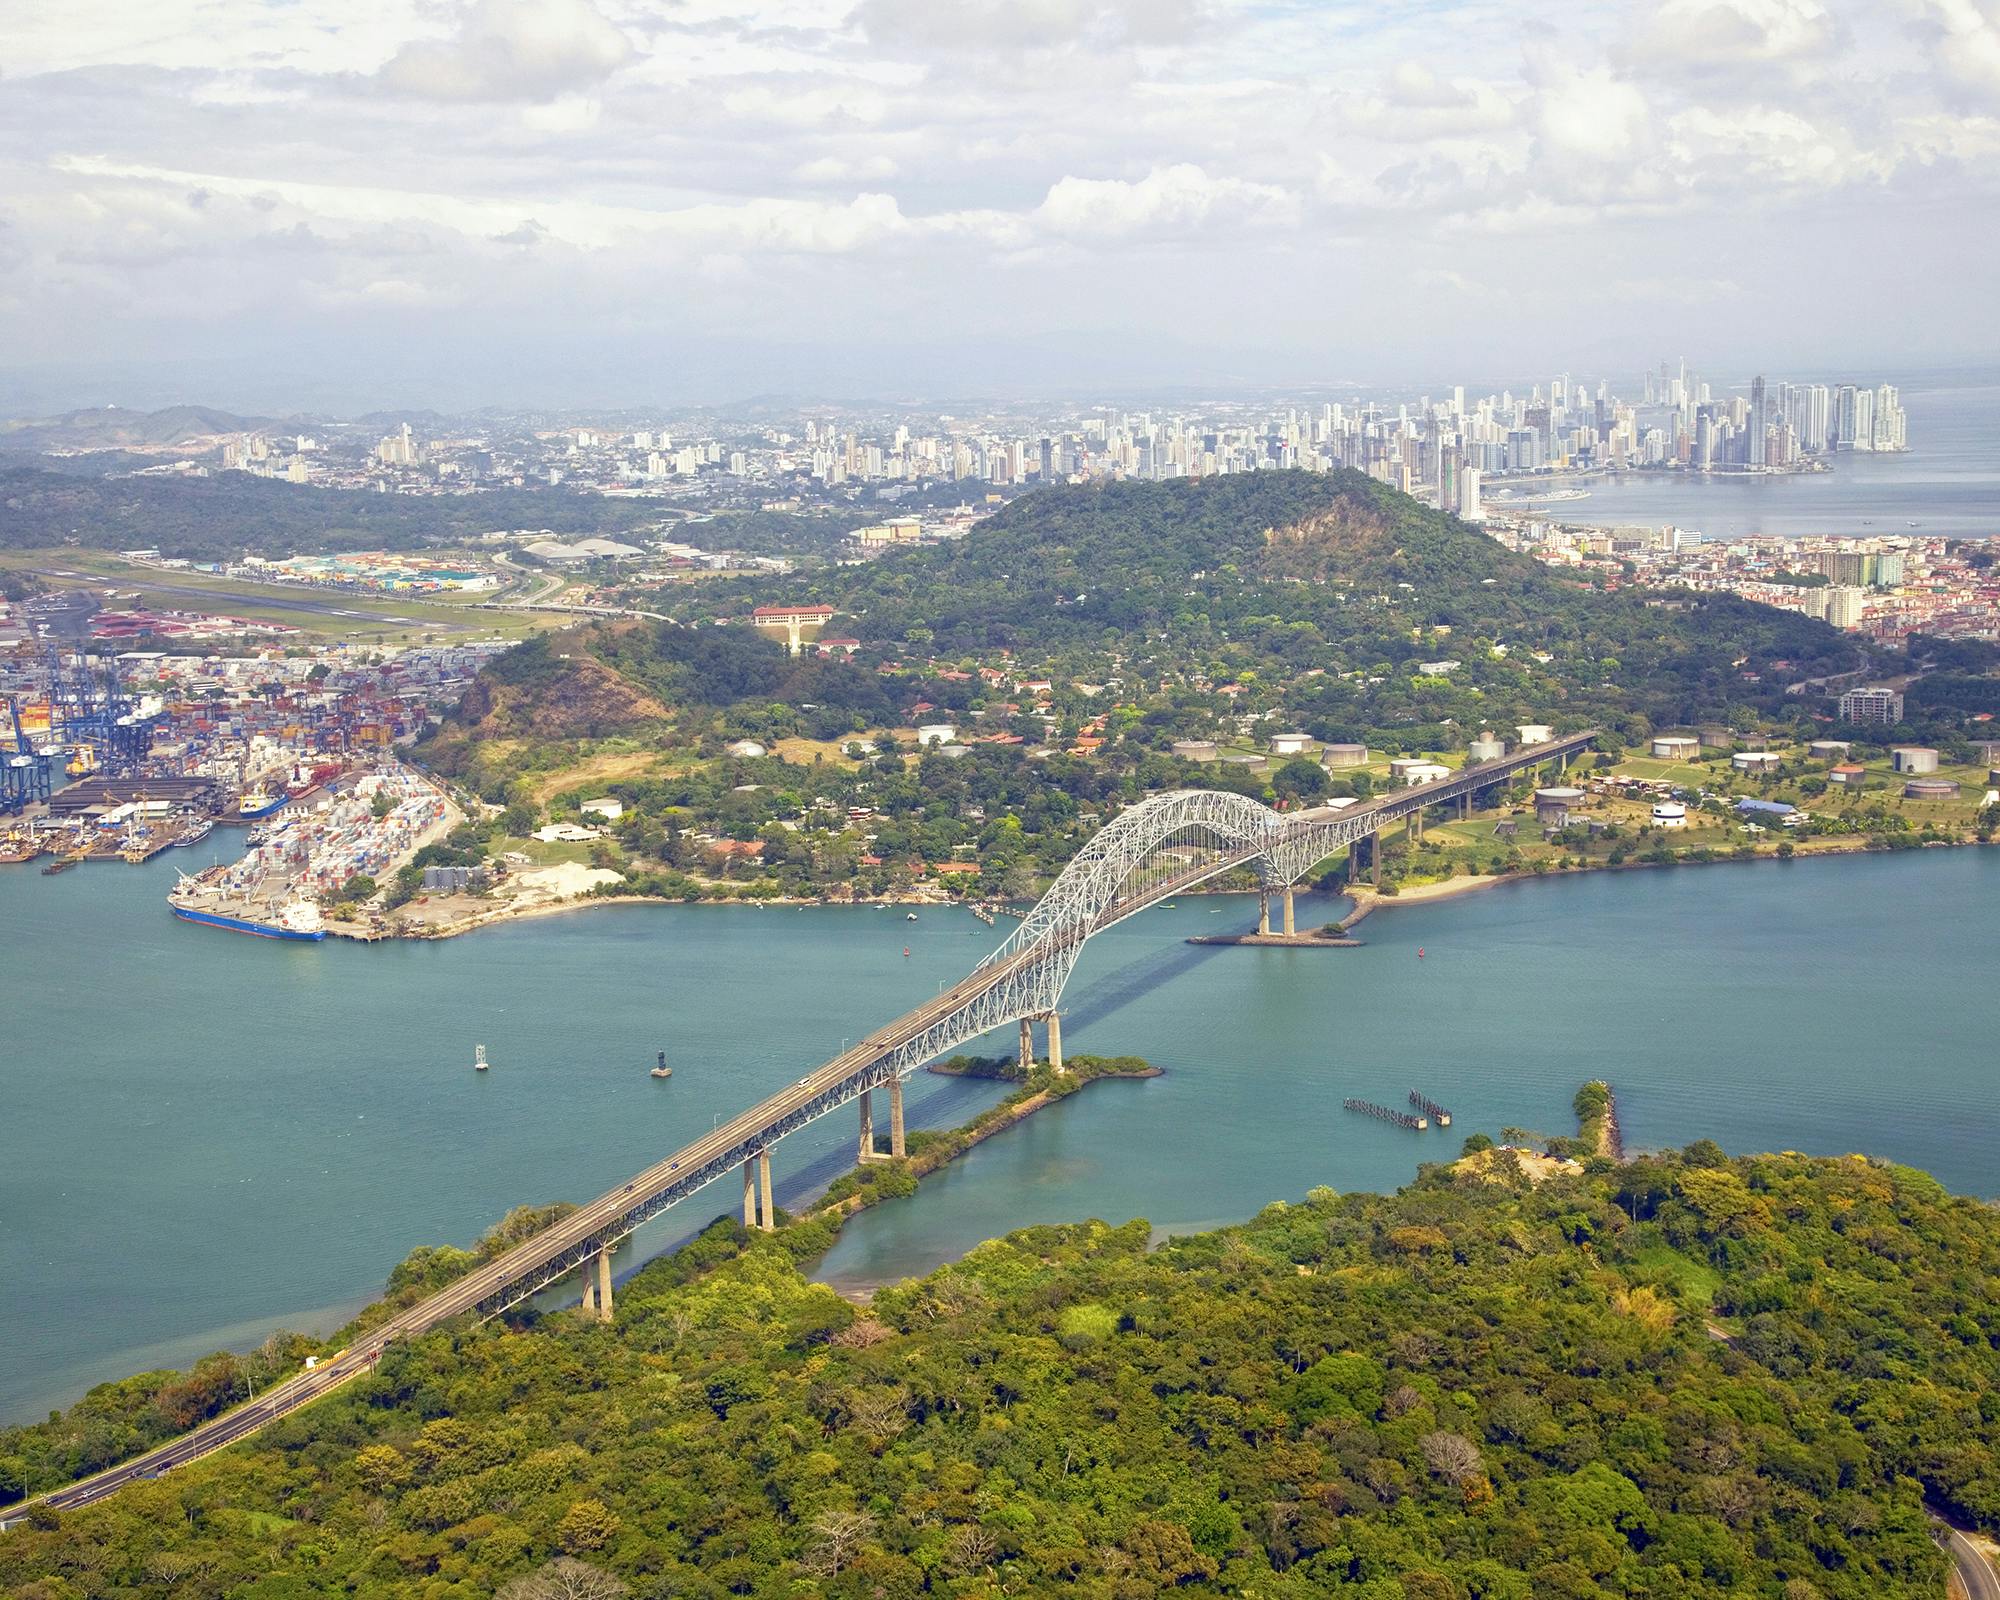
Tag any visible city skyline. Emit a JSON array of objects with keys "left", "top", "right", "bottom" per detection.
[{"left": 6, "top": 0, "right": 2000, "bottom": 409}]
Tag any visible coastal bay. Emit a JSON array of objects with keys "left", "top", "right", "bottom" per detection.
[{"left": 5, "top": 844, "right": 1999, "bottom": 1421}]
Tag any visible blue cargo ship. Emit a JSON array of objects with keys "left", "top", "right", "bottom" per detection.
[
  {"left": 169, "top": 867, "right": 327, "bottom": 940},
  {"left": 171, "top": 904, "right": 327, "bottom": 941},
  {"left": 234, "top": 785, "right": 288, "bottom": 820}
]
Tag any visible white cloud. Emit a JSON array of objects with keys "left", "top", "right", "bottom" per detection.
[
  {"left": 1625, "top": 0, "right": 1841, "bottom": 73},
  {"left": 1034, "top": 164, "right": 1298, "bottom": 242},
  {"left": 1331, "top": 63, "right": 1520, "bottom": 142},
  {"left": 47, "top": 156, "right": 925, "bottom": 258},
  {"left": 3, "top": 0, "right": 1999, "bottom": 392},
  {"left": 375, "top": 0, "right": 636, "bottom": 102},
  {"left": 794, "top": 154, "right": 901, "bottom": 183},
  {"left": 1525, "top": 57, "right": 1652, "bottom": 164},
  {"left": 1911, "top": 0, "right": 2000, "bottom": 106},
  {"left": 1666, "top": 105, "right": 1859, "bottom": 185},
  {"left": 854, "top": 0, "right": 1196, "bottom": 52}
]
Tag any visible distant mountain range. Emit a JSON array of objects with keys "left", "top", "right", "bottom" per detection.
[{"left": 0, "top": 405, "right": 269, "bottom": 452}]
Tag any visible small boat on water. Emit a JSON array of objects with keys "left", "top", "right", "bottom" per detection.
[
  {"left": 474, "top": 1044, "right": 489, "bottom": 1072},
  {"left": 650, "top": 1051, "right": 672, "bottom": 1080},
  {"left": 906, "top": 911, "right": 918, "bottom": 922},
  {"left": 173, "top": 818, "right": 215, "bottom": 847}
]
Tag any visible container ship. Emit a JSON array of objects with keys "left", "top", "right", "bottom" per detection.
[
  {"left": 235, "top": 784, "right": 288, "bottom": 820},
  {"left": 169, "top": 866, "right": 326, "bottom": 940}
]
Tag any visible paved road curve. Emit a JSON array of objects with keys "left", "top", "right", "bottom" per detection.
[
  {"left": 5, "top": 733, "right": 1596, "bottom": 1526},
  {"left": 1942, "top": 1520, "right": 2000, "bottom": 1600}
]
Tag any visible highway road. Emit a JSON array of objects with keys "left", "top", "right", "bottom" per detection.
[
  {"left": 1942, "top": 1520, "right": 2000, "bottom": 1600},
  {"left": 5, "top": 732, "right": 1595, "bottom": 1526}
]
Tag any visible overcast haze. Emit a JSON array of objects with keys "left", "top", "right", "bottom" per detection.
[{"left": 3, "top": 0, "right": 1998, "bottom": 413}]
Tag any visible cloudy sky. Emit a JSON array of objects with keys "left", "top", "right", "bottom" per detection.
[{"left": 3, "top": 0, "right": 1997, "bottom": 411}]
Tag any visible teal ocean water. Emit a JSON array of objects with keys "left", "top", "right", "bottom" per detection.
[{"left": 3, "top": 845, "right": 1997, "bottom": 1421}]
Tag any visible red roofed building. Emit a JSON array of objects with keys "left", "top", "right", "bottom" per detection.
[{"left": 751, "top": 604, "right": 836, "bottom": 656}]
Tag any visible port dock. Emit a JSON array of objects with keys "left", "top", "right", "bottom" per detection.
[
  {"left": 1345, "top": 1097, "right": 1428, "bottom": 1131},
  {"left": 1409, "top": 1091, "right": 1452, "bottom": 1127}
]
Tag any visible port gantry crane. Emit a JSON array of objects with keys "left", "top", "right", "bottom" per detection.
[
  {"left": 36, "top": 637, "right": 152, "bottom": 777},
  {"left": 0, "top": 695, "right": 54, "bottom": 813}
]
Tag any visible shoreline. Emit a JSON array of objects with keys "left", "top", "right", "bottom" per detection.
[
  {"left": 262, "top": 830, "right": 2000, "bottom": 944},
  {"left": 1337, "top": 835, "right": 1995, "bottom": 925},
  {"left": 337, "top": 887, "right": 997, "bottom": 941}
]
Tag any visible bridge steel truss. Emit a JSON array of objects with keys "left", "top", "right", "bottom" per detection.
[{"left": 462, "top": 728, "right": 1598, "bottom": 1320}]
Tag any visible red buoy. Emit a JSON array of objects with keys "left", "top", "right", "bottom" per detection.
[
  {"left": 903, "top": 946, "right": 911, "bottom": 958},
  {"left": 1417, "top": 947, "right": 1425, "bottom": 959}
]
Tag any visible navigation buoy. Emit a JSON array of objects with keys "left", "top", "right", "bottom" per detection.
[
  {"left": 1417, "top": 947, "right": 1425, "bottom": 960},
  {"left": 903, "top": 946, "right": 911, "bottom": 958}
]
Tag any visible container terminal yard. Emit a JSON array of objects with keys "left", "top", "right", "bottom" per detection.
[
  {"left": 0, "top": 628, "right": 496, "bottom": 928},
  {"left": 169, "top": 766, "right": 460, "bottom": 940}
]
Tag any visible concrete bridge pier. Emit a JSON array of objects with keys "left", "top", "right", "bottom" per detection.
[
  {"left": 742, "top": 1159, "right": 756, "bottom": 1227},
  {"left": 1257, "top": 891, "right": 1271, "bottom": 936},
  {"left": 758, "top": 1149, "right": 774, "bottom": 1232},
  {"left": 1045, "top": 1011, "right": 1063, "bottom": 1075},
  {"left": 1281, "top": 886, "right": 1296, "bottom": 935},
  {"left": 1018, "top": 1017, "right": 1034, "bottom": 1074},
  {"left": 578, "top": 1247, "right": 612, "bottom": 1321},
  {"left": 858, "top": 1088, "right": 881, "bottom": 1162},
  {"left": 888, "top": 1074, "right": 906, "bottom": 1155}
]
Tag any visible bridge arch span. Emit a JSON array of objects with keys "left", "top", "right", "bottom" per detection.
[
  {"left": 865, "top": 790, "right": 1309, "bottom": 1085},
  {"left": 985, "top": 788, "right": 1293, "bottom": 972}
]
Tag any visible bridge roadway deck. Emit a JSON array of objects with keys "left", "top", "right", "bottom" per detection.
[{"left": 14, "top": 730, "right": 1595, "bottom": 1523}]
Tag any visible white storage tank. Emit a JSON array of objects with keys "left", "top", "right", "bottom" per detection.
[
  {"left": 1467, "top": 733, "right": 1506, "bottom": 763},
  {"left": 1171, "top": 740, "right": 1218, "bottom": 762},
  {"left": 1891, "top": 746, "right": 1938, "bottom": 774},
  {"left": 1650, "top": 801, "right": 1687, "bottom": 828},
  {"left": 1518, "top": 723, "right": 1553, "bottom": 746},
  {"left": 1321, "top": 743, "right": 1368, "bottom": 768},
  {"left": 1651, "top": 735, "right": 1701, "bottom": 760},
  {"left": 1731, "top": 751, "right": 1782, "bottom": 773},
  {"left": 1534, "top": 786, "right": 1584, "bottom": 824}
]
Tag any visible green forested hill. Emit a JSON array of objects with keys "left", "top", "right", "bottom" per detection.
[
  {"left": 633, "top": 472, "right": 1857, "bottom": 742},
  {"left": 693, "top": 472, "right": 1857, "bottom": 722},
  {"left": 3, "top": 1145, "right": 1992, "bottom": 1598}
]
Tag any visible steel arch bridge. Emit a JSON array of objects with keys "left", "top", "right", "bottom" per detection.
[{"left": 18, "top": 730, "right": 1595, "bottom": 1523}]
